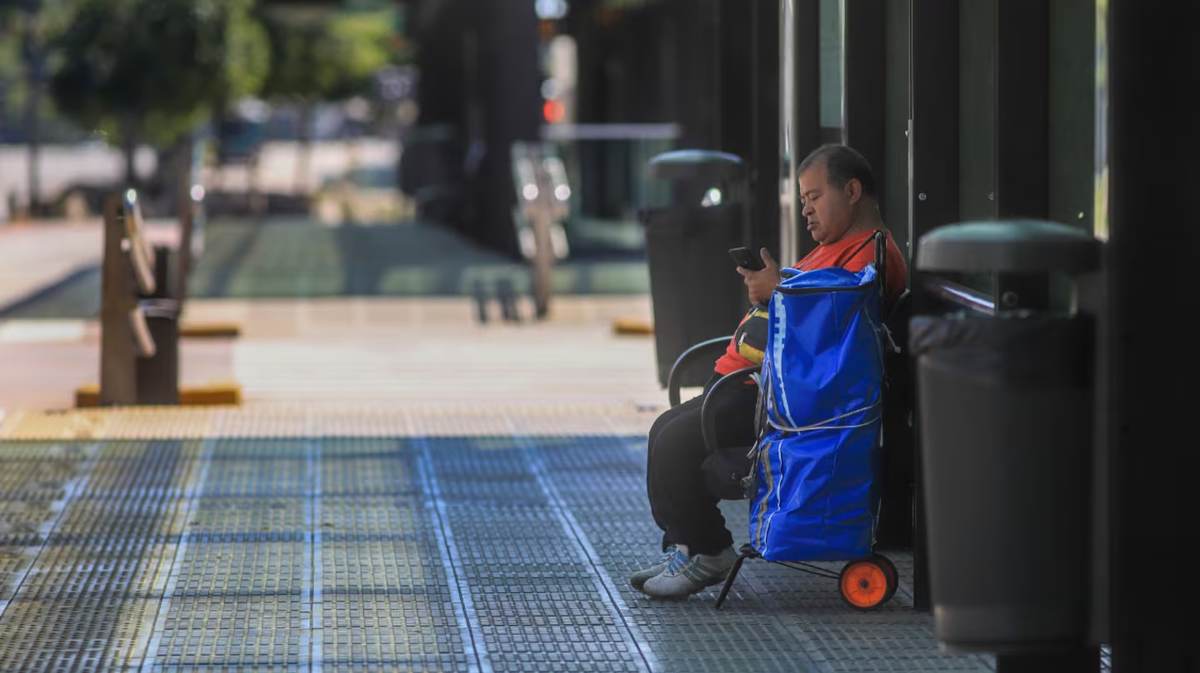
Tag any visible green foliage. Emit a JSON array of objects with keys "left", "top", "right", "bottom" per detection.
[
  {"left": 0, "top": 28, "right": 29, "bottom": 117},
  {"left": 47, "top": 0, "right": 270, "bottom": 148},
  {"left": 0, "top": 0, "right": 81, "bottom": 139},
  {"left": 258, "top": 6, "right": 393, "bottom": 103},
  {"left": 215, "top": 1, "right": 272, "bottom": 107}
]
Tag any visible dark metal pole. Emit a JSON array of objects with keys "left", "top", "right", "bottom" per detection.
[
  {"left": 995, "top": 0, "right": 1049, "bottom": 222},
  {"left": 909, "top": 0, "right": 960, "bottom": 614},
  {"left": 991, "top": 0, "right": 1052, "bottom": 315},
  {"left": 472, "top": 0, "right": 540, "bottom": 257},
  {"left": 788, "top": 0, "right": 820, "bottom": 264},
  {"left": 843, "top": 0, "right": 886, "bottom": 207},
  {"left": 1106, "top": 2, "right": 1200, "bottom": 671},
  {"left": 748, "top": 0, "right": 780, "bottom": 256}
]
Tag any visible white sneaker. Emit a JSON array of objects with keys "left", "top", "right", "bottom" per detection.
[
  {"left": 641, "top": 545, "right": 738, "bottom": 599},
  {"left": 629, "top": 545, "right": 677, "bottom": 590}
]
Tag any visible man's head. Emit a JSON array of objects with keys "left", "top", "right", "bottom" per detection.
[{"left": 797, "top": 144, "right": 878, "bottom": 245}]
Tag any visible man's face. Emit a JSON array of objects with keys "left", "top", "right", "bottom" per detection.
[{"left": 799, "top": 162, "right": 856, "bottom": 245}]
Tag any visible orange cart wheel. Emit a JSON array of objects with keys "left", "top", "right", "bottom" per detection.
[
  {"left": 839, "top": 557, "right": 895, "bottom": 611},
  {"left": 871, "top": 553, "right": 899, "bottom": 603}
]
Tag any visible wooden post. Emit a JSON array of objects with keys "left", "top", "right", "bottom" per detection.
[{"left": 99, "top": 193, "right": 138, "bottom": 405}]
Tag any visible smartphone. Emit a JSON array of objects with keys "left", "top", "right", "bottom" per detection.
[{"left": 728, "top": 247, "right": 765, "bottom": 271}]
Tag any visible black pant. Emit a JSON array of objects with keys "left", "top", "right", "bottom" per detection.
[{"left": 646, "top": 374, "right": 760, "bottom": 555}]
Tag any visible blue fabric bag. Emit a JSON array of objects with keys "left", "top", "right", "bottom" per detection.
[{"left": 748, "top": 264, "right": 885, "bottom": 562}]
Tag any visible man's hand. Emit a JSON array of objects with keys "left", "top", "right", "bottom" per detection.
[{"left": 737, "top": 248, "right": 782, "bottom": 305}]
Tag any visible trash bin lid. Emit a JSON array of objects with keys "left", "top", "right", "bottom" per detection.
[
  {"left": 646, "top": 150, "right": 747, "bottom": 182},
  {"left": 916, "top": 220, "right": 1100, "bottom": 274}
]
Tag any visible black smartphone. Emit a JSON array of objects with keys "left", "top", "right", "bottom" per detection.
[{"left": 728, "top": 246, "right": 765, "bottom": 271}]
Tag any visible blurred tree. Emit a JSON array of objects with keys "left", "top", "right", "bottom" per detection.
[
  {"left": 3, "top": 0, "right": 62, "bottom": 215},
  {"left": 0, "top": 5, "right": 88, "bottom": 144},
  {"left": 48, "top": 0, "right": 270, "bottom": 187},
  {"left": 257, "top": 4, "right": 393, "bottom": 189},
  {"left": 18, "top": 0, "right": 48, "bottom": 215}
]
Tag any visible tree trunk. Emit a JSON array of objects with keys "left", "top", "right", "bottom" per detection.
[
  {"left": 24, "top": 71, "right": 42, "bottom": 217},
  {"left": 176, "top": 138, "right": 196, "bottom": 304},
  {"left": 153, "top": 141, "right": 180, "bottom": 219},
  {"left": 22, "top": 16, "right": 43, "bottom": 217},
  {"left": 209, "top": 94, "right": 227, "bottom": 166},
  {"left": 294, "top": 101, "right": 314, "bottom": 193},
  {"left": 124, "top": 144, "right": 137, "bottom": 189}
]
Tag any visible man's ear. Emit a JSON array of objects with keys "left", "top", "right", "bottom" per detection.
[{"left": 845, "top": 179, "right": 863, "bottom": 205}]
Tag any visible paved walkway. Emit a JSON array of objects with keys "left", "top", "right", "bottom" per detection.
[
  {"left": 0, "top": 217, "right": 1010, "bottom": 672},
  {"left": 0, "top": 404, "right": 997, "bottom": 672},
  {"left": 0, "top": 287, "right": 1004, "bottom": 671},
  {"left": 0, "top": 295, "right": 661, "bottom": 412},
  {"left": 0, "top": 221, "right": 105, "bottom": 311},
  {"left": 0, "top": 218, "right": 179, "bottom": 318},
  {"left": 0, "top": 217, "right": 655, "bottom": 411}
]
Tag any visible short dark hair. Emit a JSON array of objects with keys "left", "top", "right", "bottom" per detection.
[{"left": 797, "top": 143, "right": 877, "bottom": 198}]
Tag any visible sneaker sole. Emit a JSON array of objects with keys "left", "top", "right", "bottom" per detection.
[{"left": 641, "top": 571, "right": 730, "bottom": 600}]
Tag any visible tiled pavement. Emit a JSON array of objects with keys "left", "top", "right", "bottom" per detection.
[
  {"left": 0, "top": 405, "right": 997, "bottom": 672},
  {"left": 0, "top": 218, "right": 1058, "bottom": 672}
]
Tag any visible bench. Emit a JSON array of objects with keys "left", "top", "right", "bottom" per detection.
[{"left": 98, "top": 190, "right": 181, "bottom": 405}]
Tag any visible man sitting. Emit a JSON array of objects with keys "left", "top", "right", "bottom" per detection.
[{"left": 634, "top": 143, "right": 908, "bottom": 599}]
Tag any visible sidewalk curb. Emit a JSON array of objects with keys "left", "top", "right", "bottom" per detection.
[
  {"left": 75, "top": 382, "right": 243, "bottom": 408},
  {"left": 613, "top": 318, "right": 653, "bottom": 336}
]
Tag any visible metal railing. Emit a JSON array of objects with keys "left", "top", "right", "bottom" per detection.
[
  {"left": 510, "top": 141, "right": 572, "bottom": 320},
  {"left": 475, "top": 125, "right": 678, "bottom": 323},
  {"left": 541, "top": 124, "right": 679, "bottom": 248}
]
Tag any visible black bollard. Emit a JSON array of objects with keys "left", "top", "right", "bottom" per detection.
[
  {"left": 496, "top": 277, "right": 520, "bottom": 323},
  {"left": 473, "top": 278, "right": 490, "bottom": 324}
]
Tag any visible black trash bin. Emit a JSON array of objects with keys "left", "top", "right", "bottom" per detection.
[
  {"left": 641, "top": 150, "right": 752, "bottom": 388},
  {"left": 911, "top": 220, "right": 1101, "bottom": 654}
]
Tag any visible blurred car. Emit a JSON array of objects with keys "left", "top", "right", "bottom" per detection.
[{"left": 314, "top": 164, "right": 414, "bottom": 224}]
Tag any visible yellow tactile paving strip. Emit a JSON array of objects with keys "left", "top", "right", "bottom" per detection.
[{"left": 0, "top": 404, "right": 660, "bottom": 441}]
